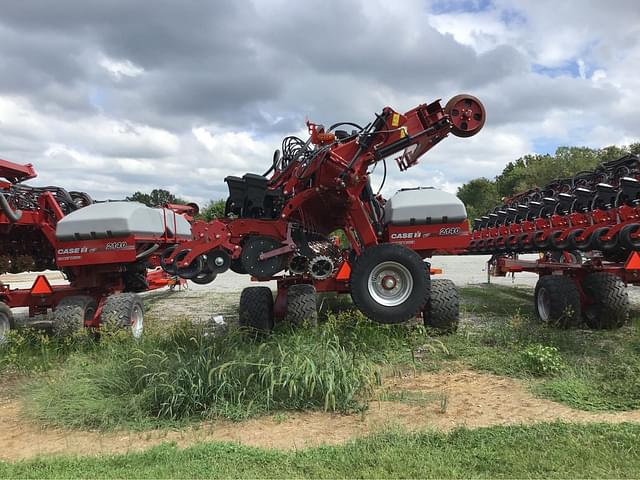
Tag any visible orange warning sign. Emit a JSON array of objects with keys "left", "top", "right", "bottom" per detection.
[
  {"left": 30, "top": 275, "right": 53, "bottom": 295},
  {"left": 625, "top": 252, "right": 640, "bottom": 270},
  {"left": 336, "top": 262, "right": 351, "bottom": 280}
]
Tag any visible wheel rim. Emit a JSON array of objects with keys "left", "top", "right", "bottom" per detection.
[
  {"left": 367, "top": 261, "right": 414, "bottom": 307},
  {"left": 0, "top": 313, "right": 10, "bottom": 343},
  {"left": 130, "top": 304, "right": 144, "bottom": 339},
  {"left": 537, "top": 286, "right": 551, "bottom": 321}
]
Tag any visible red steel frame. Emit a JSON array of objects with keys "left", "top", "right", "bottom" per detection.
[
  {"left": 8, "top": 92, "right": 640, "bottom": 328},
  {"left": 488, "top": 252, "right": 640, "bottom": 315},
  {"left": 0, "top": 159, "right": 187, "bottom": 326},
  {"left": 165, "top": 96, "right": 483, "bottom": 270}
]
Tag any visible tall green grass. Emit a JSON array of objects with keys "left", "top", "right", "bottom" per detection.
[
  {"left": 21, "top": 312, "right": 438, "bottom": 429},
  {"left": 449, "top": 286, "right": 640, "bottom": 411},
  {"left": 0, "top": 327, "right": 98, "bottom": 374},
  {"left": 5, "top": 284, "right": 639, "bottom": 430}
]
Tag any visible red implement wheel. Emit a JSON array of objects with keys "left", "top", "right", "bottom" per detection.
[{"left": 445, "top": 94, "right": 486, "bottom": 138}]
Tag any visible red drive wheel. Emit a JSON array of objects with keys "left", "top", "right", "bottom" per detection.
[{"left": 445, "top": 94, "right": 486, "bottom": 138}]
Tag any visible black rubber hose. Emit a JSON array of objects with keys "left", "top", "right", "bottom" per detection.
[
  {"left": 136, "top": 243, "right": 160, "bottom": 260},
  {"left": 328, "top": 121, "right": 363, "bottom": 132},
  {"left": 0, "top": 192, "right": 22, "bottom": 222}
]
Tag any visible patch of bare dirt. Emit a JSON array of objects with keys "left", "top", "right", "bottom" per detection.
[{"left": 1, "top": 370, "right": 639, "bottom": 461}]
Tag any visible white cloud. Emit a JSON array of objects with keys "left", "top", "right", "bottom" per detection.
[
  {"left": 0, "top": 0, "right": 638, "bottom": 208},
  {"left": 192, "top": 127, "right": 275, "bottom": 170},
  {"left": 99, "top": 55, "right": 144, "bottom": 79},
  {"left": 428, "top": 10, "right": 519, "bottom": 54}
]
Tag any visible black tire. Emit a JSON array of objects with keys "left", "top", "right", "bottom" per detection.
[
  {"left": 207, "top": 249, "right": 231, "bottom": 274},
  {"left": 423, "top": 279, "right": 459, "bottom": 334},
  {"left": 620, "top": 223, "right": 640, "bottom": 250},
  {"left": 0, "top": 302, "right": 15, "bottom": 343},
  {"left": 100, "top": 293, "right": 144, "bottom": 338},
  {"left": 567, "top": 229, "right": 590, "bottom": 250},
  {"left": 285, "top": 284, "right": 318, "bottom": 326},
  {"left": 350, "top": 244, "right": 430, "bottom": 324},
  {"left": 581, "top": 272, "right": 629, "bottom": 329},
  {"left": 230, "top": 258, "right": 247, "bottom": 275},
  {"left": 586, "top": 227, "right": 610, "bottom": 251},
  {"left": 190, "top": 269, "right": 218, "bottom": 285},
  {"left": 174, "top": 250, "right": 204, "bottom": 279},
  {"left": 533, "top": 231, "right": 551, "bottom": 249},
  {"left": 241, "top": 236, "right": 286, "bottom": 279},
  {"left": 160, "top": 245, "right": 178, "bottom": 274},
  {"left": 534, "top": 276, "right": 581, "bottom": 328},
  {"left": 238, "top": 286, "right": 274, "bottom": 334},
  {"left": 69, "top": 191, "right": 93, "bottom": 209},
  {"left": 52, "top": 295, "right": 97, "bottom": 338},
  {"left": 549, "top": 230, "right": 570, "bottom": 250}
]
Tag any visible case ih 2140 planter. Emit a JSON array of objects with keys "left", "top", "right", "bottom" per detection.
[
  {"left": 0, "top": 159, "right": 191, "bottom": 340},
  {"left": 2, "top": 93, "right": 637, "bottom": 339},
  {"left": 160, "top": 94, "right": 485, "bottom": 331},
  {"left": 159, "top": 93, "right": 638, "bottom": 332}
]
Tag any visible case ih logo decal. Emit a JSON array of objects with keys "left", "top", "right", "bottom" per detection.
[
  {"left": 390, "top": 231, "right": 423, "bottom": 240},
  {"left": 57, "top": 247, "right": 89, "bottom": 255},
  {"left": 391, "top": 228, "right": 461, "bottom": 241}
]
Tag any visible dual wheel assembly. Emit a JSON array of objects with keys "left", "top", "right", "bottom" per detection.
[
  {"left": 52, "top": 292, "right": 145, "bottom": 338},
  {"left": 238, "top": 284, "right": 319, "bottom": 333},
  {"left": 534, "top": 272, "right": 630, "bottom": 329},
  {"left": 238, "top": 244, "right": 460, "bottom": 334}
]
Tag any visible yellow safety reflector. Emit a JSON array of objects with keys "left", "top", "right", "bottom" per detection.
[{"left": 391, "top": 113, "right": 400, "bottom": 127}]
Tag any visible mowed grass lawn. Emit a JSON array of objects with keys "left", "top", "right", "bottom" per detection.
[
  {"left": 1, "top": 423, "right": 640, "bottom": 479},
  {"left": 0, "top": 284, "right": 639, "bottom": 478}
]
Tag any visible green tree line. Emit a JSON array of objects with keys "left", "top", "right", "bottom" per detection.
[
  {"left": 457, "top": 143, "right": 640, "bottom": 221},
  {"left": 126, "top": 189, "right": 226, "bottom": 221}
]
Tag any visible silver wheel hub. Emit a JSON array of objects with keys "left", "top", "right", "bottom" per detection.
[
  {"left": 537, "top": 286, "right": 551, "bottom": 321},
  {"left": 0, "top": 314, "right": 9, "bottom": 344},
  {"left": 130, "top": 305, "right": 144, "bottom": 339},
  {"left": 382, "top": 275, "right": 397, "bottom": 290},
  {"left": 368, "top": 261, "right": 413, "bottom": 307}
]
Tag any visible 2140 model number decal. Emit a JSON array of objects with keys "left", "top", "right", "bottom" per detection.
[
  {"left": 438, "top": 227, "right": 460, "bottom": 236},
  {"left": 105, "top": 241, "right": 129, "bottom": 250}
]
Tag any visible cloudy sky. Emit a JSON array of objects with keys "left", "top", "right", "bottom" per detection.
[{"left": 1, "top": 0, "right": 638, "bottom": 205}]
